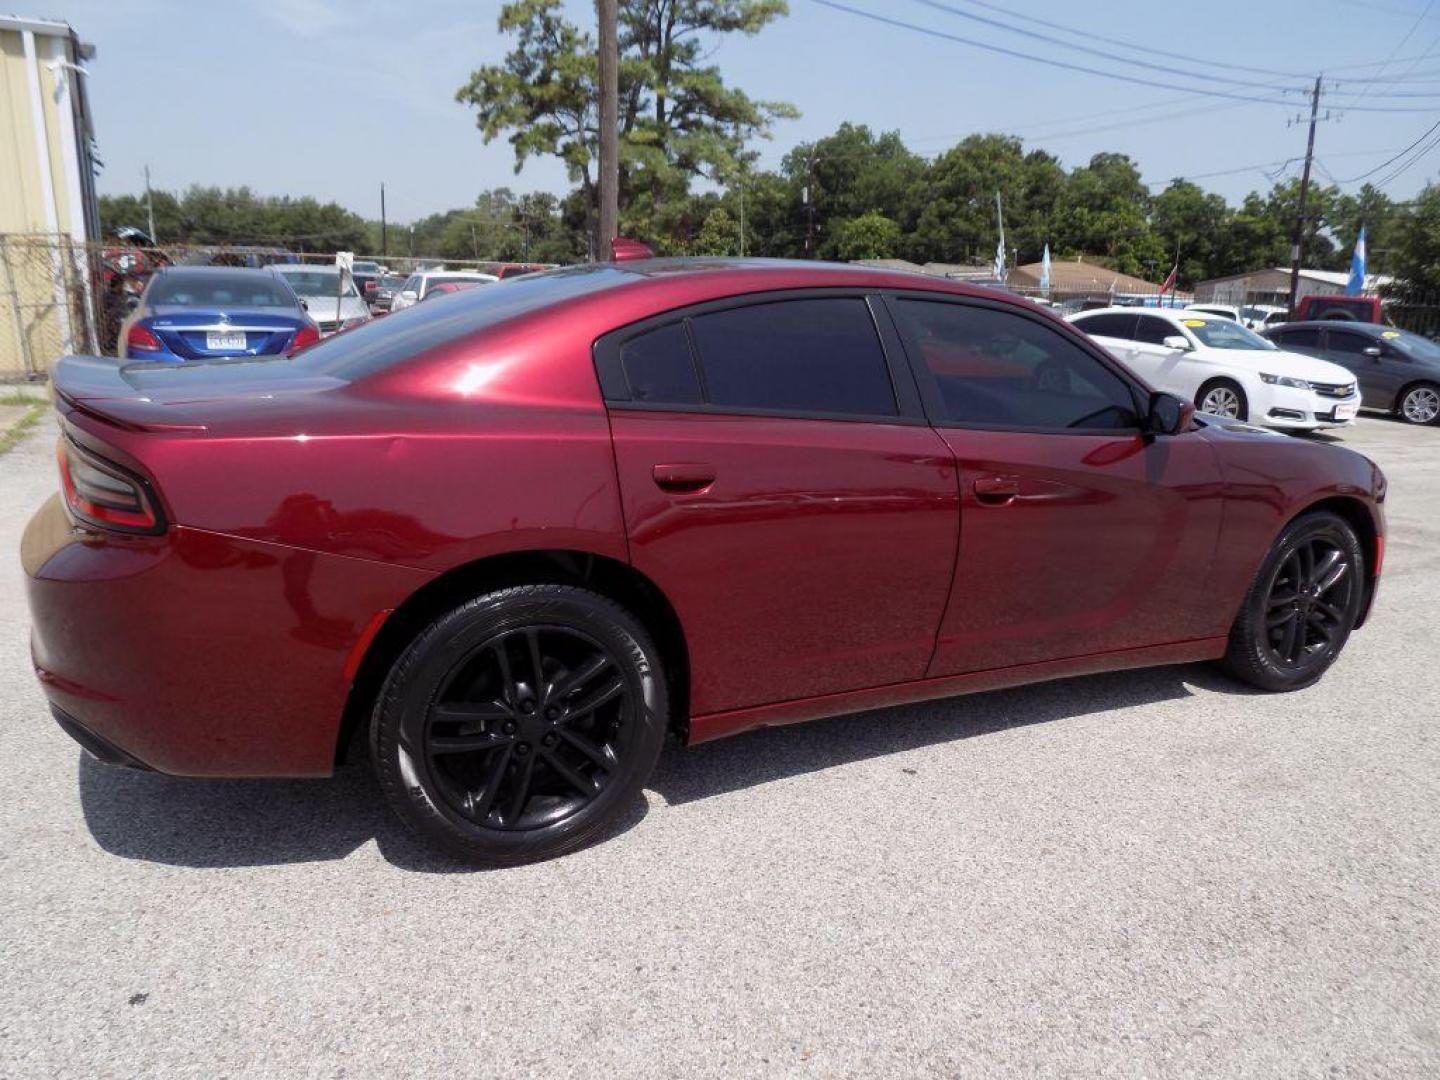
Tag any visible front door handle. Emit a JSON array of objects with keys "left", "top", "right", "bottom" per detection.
[
  {"left": 973, "top": 475, "right": 1019, "bottom": 506},
  {"left": 653, "top": 463, "right": 716, "bottom": 493}
]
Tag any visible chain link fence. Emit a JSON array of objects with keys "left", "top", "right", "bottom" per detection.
[{"left": 0, "top": 234, "right": 536, "bottom": 380}]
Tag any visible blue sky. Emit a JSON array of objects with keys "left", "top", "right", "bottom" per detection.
[{"left": 59, "top": 0, "right": 1440, "bottom": 223}]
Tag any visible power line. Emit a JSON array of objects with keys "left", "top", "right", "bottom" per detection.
[
  {"left": 811, "top": 0, "right": 1440, "bottom": 111},
  {"left": 1344, "top": 0, "right": 1436, "bottom": 107},
  {"left": 910, "top": 0, "right": 1304, "bottom": 93},
  {"left": 1330, "top": 118, "right": 1440, "bottom": 181},
  {"left": 928, "top": 0, "right": 1440, "bottom": 83},
  {"left": 1374, "top": 127, "right": 1440, "bottom": 184}
]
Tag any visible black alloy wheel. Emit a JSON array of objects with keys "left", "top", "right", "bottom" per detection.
[
  {"left": 372, "top": 585, "right": 667, "bottom": 865},
  {"left": 1222, "top": 511, "right": 1364, "bottom": 691},
  {"left": 425, "top": 624, "right": 631, "bottom": 830}
]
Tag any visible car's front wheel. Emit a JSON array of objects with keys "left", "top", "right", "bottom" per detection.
[
  {"left": 1197, "top": 379, "right": 1248, "bottom": 421},
  {"left": 1397, "top": 382, "right": 1440, "bottom": 425},
  {"left": 1221, "top": 511, "right": 1364, "bottom": 692},
  {"left": 371, "top": 585, "right": 668, "bottom": 866}
]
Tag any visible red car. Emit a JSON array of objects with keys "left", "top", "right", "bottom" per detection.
[{"left": 23, "top": 260, "right": 1386, "bottom": 865}]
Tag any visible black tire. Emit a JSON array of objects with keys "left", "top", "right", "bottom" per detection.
[
  {"left": 1396, "top": 382, "right": 1440, "bottom": 425},
  {"left": 1196, "top": 379, "right": 1249, "bottom": 422},
  {"left": 370, "top": 584, "right": 668, "bottom": 866},
  {"left": 1221, "top": 511, "right": 1364, "bottom": 692}
]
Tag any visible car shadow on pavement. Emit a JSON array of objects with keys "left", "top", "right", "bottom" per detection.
[
  {"left": 650, "top": 663, "right": 1245, "bottom": 807},
  {"left": 78, "top": 662, "right": 1245, "bottom": 872}
]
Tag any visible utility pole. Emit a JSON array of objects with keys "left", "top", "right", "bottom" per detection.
[
  {"left": 143, "top": 165, "right": 157, "bottom": 244},
  {"left": 470, "top": 223, "right": 481, "bottom": 261},
  {"left": 597, "top": 0, "right": 619, "bottom": 257},
  {"left": 1287, "top": 75, "right": 1322, "bottom": 317},
  {"left": 380, "top": 182, "right": 388, "bottom": 258}
]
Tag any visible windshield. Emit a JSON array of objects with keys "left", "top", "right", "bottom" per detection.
[
  {"left": 429, "top": 275, "right": 494, "bottom": 288},
  {"left": 352, "top": 261, "right": 381, "bottom": 274},
  {"left": 147, "top": 271, "right": 295, "bottom": 308},
  {"left": 1382, "top": 327, "right": 1440, "bottom": 359},
  {"left": 1183, "top": 318, "right": 1274, "bottom": 350},
  {"left": 276, "top": 270, "right": 360, "bottom": 298}
]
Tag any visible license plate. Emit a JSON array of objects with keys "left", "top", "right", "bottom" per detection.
[
  {"left": 206, "top": 331, "right": 247, "bottom": 351},
  {"left": 1332, "top": 402, "right": 1357, "bottom": 421}
]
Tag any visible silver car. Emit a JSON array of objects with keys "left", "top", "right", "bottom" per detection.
[{"left": 272, "top": 265, "right": 373, "bottom": 336}]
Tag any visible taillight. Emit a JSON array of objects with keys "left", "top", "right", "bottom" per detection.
[
  {"left": 126, "top": 324, "right": 162, "bottom": 352},
  {"left": 57, "top": 437, "right": 165, "bottom": 534},
  {"left": 289, "top": 323, "right": 320, "bottom": 355}
]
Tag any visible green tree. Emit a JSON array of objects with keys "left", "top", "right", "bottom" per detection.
[
  {"left": 1054, "top": 153, "right": 1162, "bottom": 277},
  {"left": 457, "top": 0, "right": 795, "bottom": 253},
  {"left": 691, "top": 206, "right": 738, "bottom": 255},
  {"left": 1384, "top": 183, "right": 1440, "bottom": 299},
  {"left": 1151, "top": 180, "right": 1232, "bottom": 286},
  {"left": 832, "top": 211, "right": 901, "bottom": 261}
]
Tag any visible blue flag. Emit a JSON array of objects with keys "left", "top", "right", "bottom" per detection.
[
  {"left": 1347, "top": 226, "right": 1367, "bottom": 296},
  {"left": 1040, "top": 243, "right": 1052, "bottom": 294}
]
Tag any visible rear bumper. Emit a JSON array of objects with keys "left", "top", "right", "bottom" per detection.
[{"left": 23, "top": 493, "right": 431, "bottom": 777}]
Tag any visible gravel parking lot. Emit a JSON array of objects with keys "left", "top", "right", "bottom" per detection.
[{"left": 1, "top": 409, "right": 1437, "bottom": 1078}]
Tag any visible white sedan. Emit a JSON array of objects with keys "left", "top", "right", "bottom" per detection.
[{"left": 1067, "top": 307, "right": 1360, "bottom": 431}]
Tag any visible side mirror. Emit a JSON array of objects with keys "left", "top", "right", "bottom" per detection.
[
  {"left": 1363, "top": 346, "right": 1382, "bottom": 357},
  {"left": 1146, "top": 391, "right": 1194, "bottom": 436},
  {"left": 1162, "top": 334, "right": 1190, "bottom": 352},
  {"left": 400, "top": 290, "right": 418, "bottom": 301},
  {"left": 298, "top": 298, "right": 309, "bottom": 310}
]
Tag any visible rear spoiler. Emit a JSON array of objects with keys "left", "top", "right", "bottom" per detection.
[{"left": 51, "top": 355, "right": 208, "bottom": 433}]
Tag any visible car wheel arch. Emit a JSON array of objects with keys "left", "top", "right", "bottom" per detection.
[
  {"left": 1283, "top": 495, "right": 1382, "bottom": 629},
  {"left": 334, "top": 549, "right": 691, "bottom": 766}
]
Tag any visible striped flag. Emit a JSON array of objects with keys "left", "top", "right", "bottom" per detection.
[{"left": 1346, "top": 226, "right": 1367, "bottom": 296}]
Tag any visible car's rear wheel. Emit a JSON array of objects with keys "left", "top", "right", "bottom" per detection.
[
  {"left": 371, "top": 585, "right": 667, "bottom": 866},
  {"left": 1221, "top": 511, "right": 1364, "bottom": 692},
  {"left": 1197, "top": 379, "right": 1248, "bottom": 421},
  {"left": 1397, "top": 382, "right": 1440, "bottom": 425}
]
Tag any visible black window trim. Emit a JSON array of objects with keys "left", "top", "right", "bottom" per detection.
[
  {"left": 879, "top": 290, "right": 1150, "bottom": 436},
  {"left": 592, "top": 288, "right": 928, "bottom": 426}
]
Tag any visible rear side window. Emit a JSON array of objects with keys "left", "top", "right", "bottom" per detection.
[
  {"left": 687, "top": 299, "right": 897, "bottom": 417},
  {"left": 1275, "top": 328, "right": 1321, "bottom": 349},
  {"left": 893, "top": 300, "right": 1139, "bottom": 431},
  {"left": 620, "top": 322, "right": 701, "bottom": 404},
  {"left": 1073, "top": 312, "right": 1137, "bottom": 340}
]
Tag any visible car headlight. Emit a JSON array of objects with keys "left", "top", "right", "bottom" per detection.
[
  {"left": 340, "top": 316, "right": 369, "bottom": 331},
  {"left": 1259, "top": 373, "right": 1309, "bottom": 389}
]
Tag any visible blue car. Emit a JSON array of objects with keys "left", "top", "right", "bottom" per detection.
[{"left": 117, "top": 266, "right": 320, "bottom": 362}]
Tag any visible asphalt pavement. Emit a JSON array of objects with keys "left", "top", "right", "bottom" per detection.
[{"left": 1, "top": 408, "right": 1437, "bottom": 1078}]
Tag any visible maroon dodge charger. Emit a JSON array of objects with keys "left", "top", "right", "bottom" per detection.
[{"left": 23, "top": 259, "right": 1386, "bottom": 864}]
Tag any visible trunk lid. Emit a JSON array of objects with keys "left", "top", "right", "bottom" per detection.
[{"left": 146, "top": 305, "right": 303, "bottom": 359}]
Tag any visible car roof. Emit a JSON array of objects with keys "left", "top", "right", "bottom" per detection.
[
  {"left": 1267, "top": 320, "right": 1388, "bottom": 335},
  {"left": 274, "top": 264, "right": 338, "bottom": 273},
  {"left": 1073, "top": 305, "right": 1223, "bottom": 323},
  {"left": 154, "top": 265, "right": 281, "bottom": 277}
]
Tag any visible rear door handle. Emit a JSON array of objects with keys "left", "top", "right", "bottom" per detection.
[
  {"left": 653, "top": 463, "right": 716, "bottom": 493},
  {"left": 973, "top": 476, "right": 1019, "bottom": 505}
]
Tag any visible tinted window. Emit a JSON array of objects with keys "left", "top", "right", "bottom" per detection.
[
  {"left": 1274, "top": 327, "right": 1320, "bottom": 349},
  {"left": 1073, "top": 312, "right": 1137, "bottom": 339},
  {"left": 1326, "top": 330, "right": 1371, "bottom": 354},
  {"left": 620, "top": 322, "right": 701, "bottom": 404},
  {"left": 1134, "top": 316, "right": 1177, "bottom": 345},
  {"left": 292, "top": 266, "right": 631, "bottom": 381},
  {"left": 687, "top": 299, "right": 897, "bottom": 416},
  {"left": 894, "top": 300, "right": 1139, "bottom": 430},
  {"left": 147, "top": 271, "right": 294, "bottom": 308},
  {"left": 276, "top": 270, "right": 359, "bottom": 298}
]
